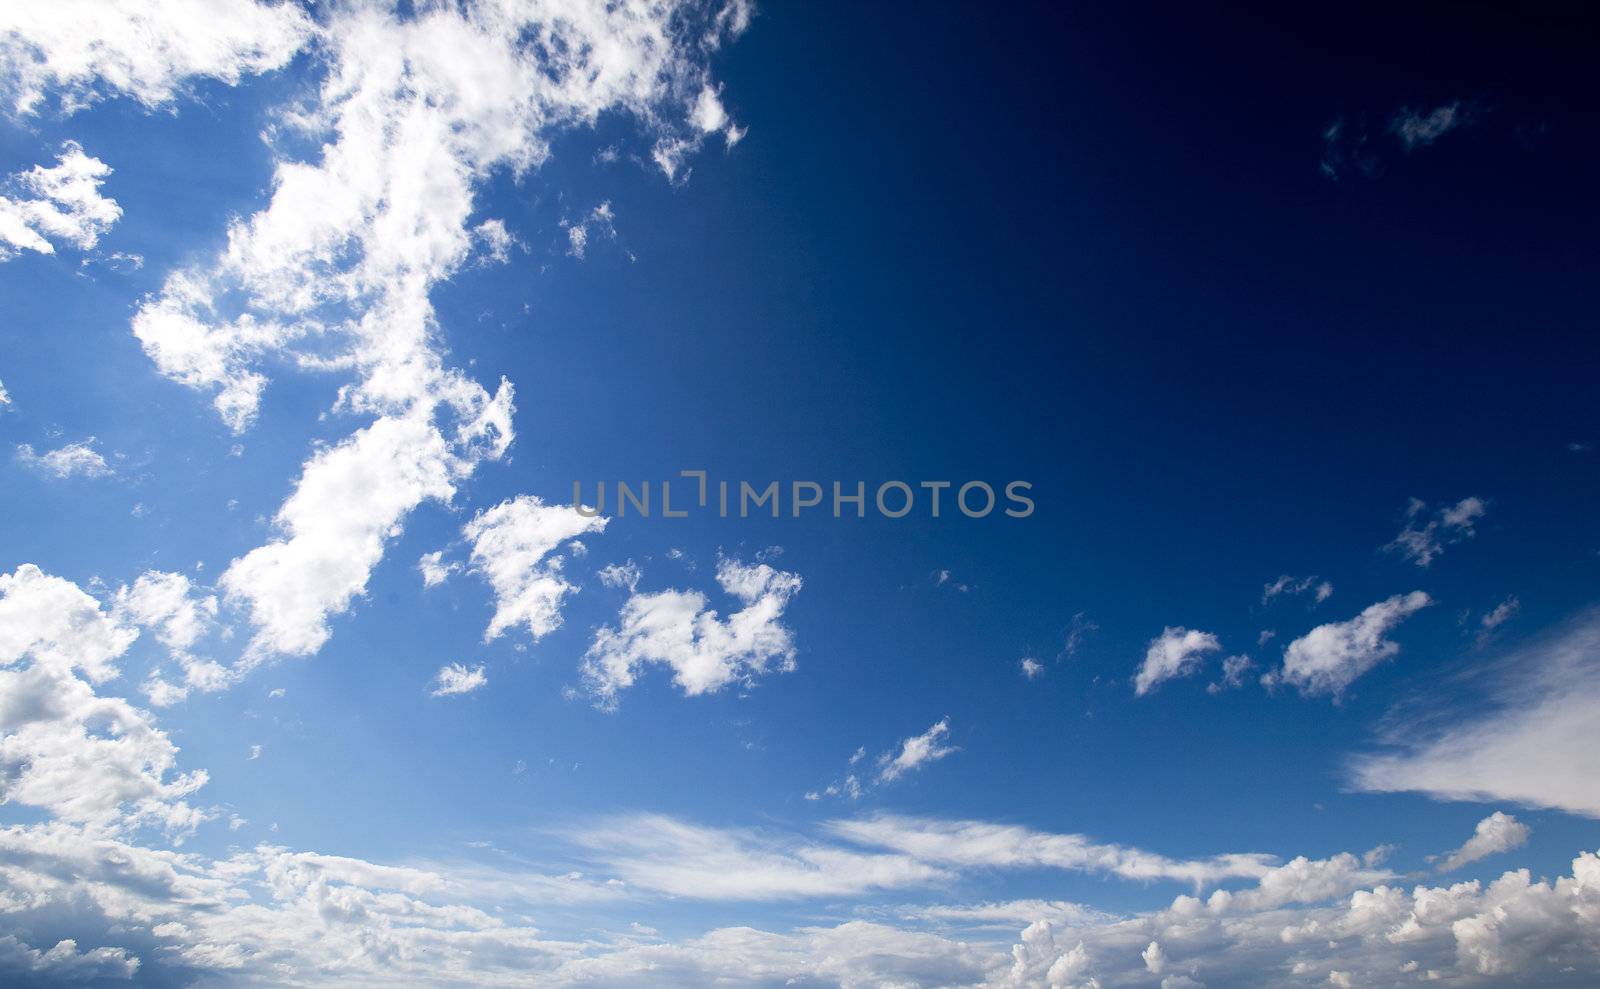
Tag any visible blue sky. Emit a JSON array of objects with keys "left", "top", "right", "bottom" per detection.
[{"left": 1, "top": 2, "right": 1598, "bottom": 987}]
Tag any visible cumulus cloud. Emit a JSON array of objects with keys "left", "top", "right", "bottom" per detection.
[
  {"left": 1385, "top": 496, "right": 1487, "bottom": 567},
  {"left": 1350, "top": 607, "right": 1600, "bottom": 818},
  {"left": 0, "top": 934, "right": 138, "bottom": 982},
  {"left": 96, "top": 0, "right": 742, "bottom": 678},
  {"left": 114, "top": 570, "right": 228, "bottom": 704},
  {"left": 877, "top": 719, "right": 958, "bottom": 783},
  {"left": 14, "top": 438, "right": 113, "bottom": 478},
  {"left": 0, "top": 0, "right": 311, "bottom": 113},
  {"left": 463, "top": 494, "right": 607, "bottom": 643},
  {"left": 1134, "top": 626, "right": 1221, "bottom": 696},
  {"left": 430, "top": 662, "right": 487, "bottom": 697},
  {"left": 1438, "top": 812, "right": 1531, "bottom": 874},
  {"left": 0, "top": 565, "right": 206, "bottom": 833},
  {"left": 417, "top": 549, "right": 459, "bottom": 588},
  {"left": 0, "top": 142, "right": 121, "bottom": 260},
  {"left": 580, "top": 557, "right": 802, "bottom": 707},
  {"left": 1268, "top": 591, "right": 1431, "bottom": 698},
  {"left": 221, "top": 413, "right": 468, "bottom": 661}
]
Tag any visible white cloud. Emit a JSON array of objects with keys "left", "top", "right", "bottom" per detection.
[
  {"left": 877, "top": 719, "right": 957, "bottom": 784},
  {"left": 0, "top": 934, "right": 138, "bottom": 982},
  {"left": 1262, "top": 574, "right": 1332, "bottom": 605},
  {"left": 1020, "top": 656, "right": 1044, "bottom": 679},
  {"left": 581, "top": 557, "right": 802, "bottom": 707},
  {"left": 221, "top": 412, "right": 467, "bottom": 661},
  {"left": 1134, "top": 626, "right": 1221, "bottom": 696},
  {"left": 431, "top": 662, "right": 487, "bottom": 697},
  {"left": 1478, "top": 595, "right": 1521, "bottom": 646},
  {"left": 1269, "top": 591, "right": 1431, "bottom": 698},
  {"left": 14, "top": 438, "right": 113, "bottom": 478},
  {"left": 0, "top": 565, "right": 206, "bottom": 833},
  {"left": 0, "top": 142, "right": 121, "bottom": 260},
  {"left": 1391, "top": 102, "right": 1466, "bottom": 150},
  {"left": 1386, "top": 496, "right": 1487, "bottom": 567},
  {"left": 1143, "top": 939, "right": 1166, "bottom": 974},
  {"left": 0, "top": 378, "right": 8, "bottom": 405},
  {"left": 564, "top": 200, "right": 617, "bottom": 260},
  {"left": 417, "top": 549, "right": 459, "bottom": 588},
  {"left": 1206, "top": 654, "right": 1255, "bottom": 694},
  {"left": 0, "top": 0, "right": 311, "bottom": 113},
  {"left": 1438, "top": 812, "right": 1530, "bottom": 873},
  {"left": 114, "top": 570, "right": 228, "bottom": 704},
  {"left": 1350, "top": 607, "right": 1600, "bottom": 818},
  {"left": 463, "top": 494, "right": 608, "bottom": 643},
  {"left": 826, "top": 815, "right": 1277, "bottom": 887},
  {"left": 471, "top": 217, "right": 518, "bottom": 265},
  {"left": 597, "top": 559, "right": 643, "bottom": 592}
]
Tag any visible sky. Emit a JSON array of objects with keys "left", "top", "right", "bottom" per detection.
[{"left": 1, "top": 2, "right": 1598, "bottom": 987}]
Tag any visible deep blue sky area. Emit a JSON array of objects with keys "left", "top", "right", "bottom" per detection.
[{"left": 1, "top": 3, "right": 1598, "bottom": 986}]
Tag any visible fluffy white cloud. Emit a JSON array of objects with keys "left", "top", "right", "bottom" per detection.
[
  {"left": 1269, "top": 591, "right": 1431, "bottom": 698},
  {"left": 581, "top": 557, "right": 802, "bottom": 707},
  {"left": 431, "top": 662, "right": 487, "bottom": 697},
  {"left": 1134, "top": 626, "right": 1221, "bottom": 696},
  {"left": 0, "top": 565, "right": 206, "bottom": 833},
  {"left": 0, "top": 378, "right": 9, "bottom": 405},
  {"left": 0, "top": 934, "right": 138, "bottom": 982},
  {"left": 1438, "top": 812, "right": 1531, "bottom": 873},
  {"left": 222, "top": 411, "right": 468, "bottom": 661},
  {"left": 1350, "top": 608, "right": 1600, "bottom": 818},
  {"left": 111, "top": 0, "right": 742, "bottom": 682},
  {"left": 417, "top": 549, "right": 460, "bottom": 588},
  {"left": 14, "top": 438, "right": 113, "bottom": 478},
  {"left": 1385, "top": 496, "right": 1486, "bottom": 567},
  {"left": 0, "top": 0, "right": 311, "bottom": 113},
  {"left": 877, "top": 718, "right": 958, "bottom": 783},
  {"left": 114, "top": 570, "right": 228, "bottom": 705},
  {"left": 0, "top": 142, "right": 120, "bottom": 260},
  {"left": 463, "top": 494, "right": 607, "bottom": 643}
]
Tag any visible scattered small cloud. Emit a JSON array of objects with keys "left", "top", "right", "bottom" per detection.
[
  {"left": 15, "top": 438, "right": 113, "bottom": 478},
  {"left": 1437, "top": 811, "right": 1530, "bottom": 873},
  {"left": 597, "top": 560, "right": 642, "bottom": 592},
  {"left": 1391, "top": 101, "right": 1467, "bottom": 150},
  {"left": 431, "top": 662, "right": 488, "bottom": 697},
  {"left": 1385, "top": 496, "right": 1487, "bottom": 567},
  {"left": 1134, "top": 627, "right": 1221, "bottom": 696},
  {"left": 876, "top": 719, "right": 957, "bottom": 784},
  {"left": 1262, "top": 575, "right": 1333, "bottom": 606},
  {"left": 417, "top": 550, "right": 459, "bottom": 588},
  {"left": 1207, "top": 655, "right": 1255, "bottom": 694},
  {"left": 1266, "top": 591, "right": 1432, "bottom": 698}
]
